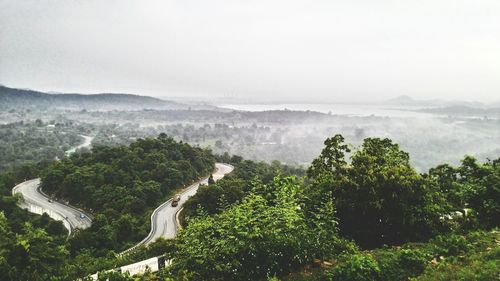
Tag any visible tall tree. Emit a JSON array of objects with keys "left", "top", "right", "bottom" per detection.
[{"left": 308, "top": 136, "right": 446, "bottom": 248}]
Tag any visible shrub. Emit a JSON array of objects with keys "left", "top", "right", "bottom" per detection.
[
  {"left": 326, "top": 254, "right": 380, "bottom": 281},
  {"left": 376, "top": 248, "right": 431, "bottom": 280}
]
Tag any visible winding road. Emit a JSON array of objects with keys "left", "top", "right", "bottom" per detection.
[
  {"left": 12, "top": 133, "right": 233, "bottom": 253},
  {"left": 121, "top": 163, "right": 234, "bottom": 254},
  {"left": 12, "top": 179, "right": 92, "bottom": 234},
  {"left": 12, "top": 135, "right": 94, "bottom": 235}
]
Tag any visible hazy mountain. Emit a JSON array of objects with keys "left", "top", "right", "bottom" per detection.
[
  {"left": 0, "top": 85, "right": 213, "bottom": 111},
  {"left": 417, "top": 105, "right": 500, "bottom": 118},
  {"left": 385, "top": 95, "right": 484, "bottom": 108},
  {"left": 385, "top": 95, "right": 429, "bottom": 105}
]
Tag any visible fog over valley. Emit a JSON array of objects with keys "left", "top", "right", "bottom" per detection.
[{"left": 2, "top": 85, "right": 499, "bottom": 172}]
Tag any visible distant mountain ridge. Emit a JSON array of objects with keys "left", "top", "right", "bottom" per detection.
[
  {"left": 0, "top": 85, "right": 195, "bottom": 111},
  {"left": 386, "top": 95, "right": 484, "bottom": 108}
]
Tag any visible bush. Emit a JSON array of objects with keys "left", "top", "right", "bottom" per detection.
[
  {"left": 431, "top": 233, "right": 474, "bottom": 257},
  {"left": 415, "top": 247, "right": 500, "bottom": 281},
  {"left": 376, "top": 248, "right": 430, "bottom": 280},
  {"left": 326, "top": 254, "right": 380, "bottom": 281}
]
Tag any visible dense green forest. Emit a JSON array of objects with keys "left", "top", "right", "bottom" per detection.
[
  {"left": 0, "top": 134, "right": 498, "bottom": 280},
  {"left": 41, "top": 134, "right": 215, "bottom": 255},
  {"left": 0, "top": 121, "right": 82, "bottom": 172},
  {"left": 84, "top": 134, "right": 498, "bottom": 280},
  {"left": 155, "top": 135, "right": 499, "bottom": 280},
  {"left": 0, "top": 134, "right": 215, "bottom": 280}
]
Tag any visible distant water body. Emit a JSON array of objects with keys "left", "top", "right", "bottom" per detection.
[{"left": 218, "top": 103, "right": 434, "bottom": 118}]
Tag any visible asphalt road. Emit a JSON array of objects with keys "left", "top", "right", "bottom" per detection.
[
  {"left": 12, "top": 133, "right": 232, "bottom": 250},
  {"left": 121, "top": 163, "right": 234, "bottom": 254},
  {"left": 12, "top": 178, "right": 92, "bottom": 234},
  {"left": 12, "top": 135, "right": 94, "bottom": 235}
]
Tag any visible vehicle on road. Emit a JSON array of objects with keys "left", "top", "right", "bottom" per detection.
[
  {"left": 171, "top": 194, "right": 181, "bottom": 207},
  {"left": 80, "top": 213, "right": 86, "bottom": 219},
  {"left": 48, "top": 198, "right": 53, "bottom": 203}
]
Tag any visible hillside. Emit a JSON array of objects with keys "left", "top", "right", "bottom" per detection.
[
  {"left": 1, "top": 134, "right": 499, "bottom": 280},
  {"left": 41, "top": 135, "right": 215, "bottom": 254},
  {"left": 0, "top": 85, "right": 188, "bottom": 111}
]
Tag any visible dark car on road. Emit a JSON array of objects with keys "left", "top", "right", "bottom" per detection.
[{"left": 171, "top": 194, "right": 181, "bottom": 207}]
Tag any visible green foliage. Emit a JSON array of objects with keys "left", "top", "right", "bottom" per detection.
[
  {"left": 375, "top": 248, "right": 431, "bottom": 280},
  {"left": 0, "top": 121, "right": 82, "bottom": 172},
  {"left": 414, "top": 230, "right": 500, "bottom": 281},
  {"left": 415, "top": 249, "right": 500, "bottom": 281},
  {"left": 1, "top": 132, "right": 498, "bottom": 280},
  {"left": 307, "top": 134, "right": 350, "bottom": 180},
  {"left": 307, "top": 135, "right": 447, "bottom": 248},
  {"left": 39, "top": 135, "right": 215, "bottom": 255},
  {"left": 181, "top": 159, "right": 305, "bottom": 226},
  {"left": 431, "top": 233, "right": 474, "bottom": 257},
  {"left": 42, "top": 136, "right": 214, "bottom": 208},
  {"left": 326, "top": 254, "right": 381, "bottom": 281},
  {"left": 0, "top": 212, "right": 69, "bottom": 281},
  {"left": 97, "top": 271, "right": 134, "bottom": 281},
  {"left": 429, "top": 156, "right": 500, "bottom": 229},
  {"left": 3, "top": 135, "right": 217, "bottom": 278},
  {"left": 180, "top": 177, "right": 247, "bottom": 225},
  {"left": 289, "top": 230, "right": 499, "bottom": 281},
  {"left": 459, "top": 157, "right": 500, "bottom": 228},
  {"left": 170, "top": 176, "right": 346, "bottom": 280}
]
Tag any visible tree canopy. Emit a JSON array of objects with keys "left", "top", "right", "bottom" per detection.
[{"left": 40, "top": 135, "right": 215, "bottom": 255}]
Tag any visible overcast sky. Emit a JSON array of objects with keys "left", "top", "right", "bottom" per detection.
[{"left": 1, "top": 0, "right": 499, "bottom": 103}]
